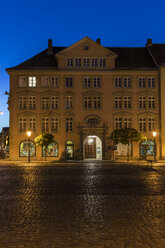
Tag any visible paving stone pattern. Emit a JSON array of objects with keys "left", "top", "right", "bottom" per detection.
[{"left": 0, "top": 163, "right": 165, "bottom": 248}]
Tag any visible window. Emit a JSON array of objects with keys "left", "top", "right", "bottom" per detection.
[
  {"left": 51, "top": 118, "right": 59, "bottom": 132},
  {"left": 41, "top": 97, "right": 49, "bottom": 109},
  {"left": 91, "top": 58, "right": 98, "bottom": 67},
  {"left": 83, "top": 77, "right": 91, "bottom": 88},
  {"left": 75, "top": 58, "right": 81, "bottom": 67},
  {"left": 148, "top": 96, "right": 155, "bottom": 109},
  {"left": 148, "top": 77, "right": 155, "bottom": 88},
  {"left": 139, "top": 118, "right": 146, "bottom": 132},
  {"left": 139, "top": 96, "right": 146, "bottom": 109},
  {"left": 65, "top": 96, "right": 73, "bottom": 109},
  {"left": 114, "top": 96, "right": 122, "bottom": 109},
  {"left": 114, "top": 77, "right": 122, "bottom": 88},
  {"left": 148, "top": 118, "right": 155, "bottom": 131},
  {"left": 83, "top": 58, "right": 90, "bottom": 67},
  {"left": 93, "top": 77, "right": 101, "bottom": 88},
  {"left": 28, "top": 96, "right": 36, "bottom": 110},
  {"left": 66, "top": 117, "right": 73, "bottom": 132},
  {"left": 28, "top": 77, "right": 36, "bottom": 87},
  {"left": 19, "top": 76, "right": 27, "bottom": 87},
  {"left": 87, "top": 117, "right": 99, "bottom": 125},
  {"left": 51, "top": 77, "right": 59, "bottom": 88},
  {"left": 138, "top": 77, "right": 146, "bottom": 88},
  {"left": 41, "top": 77, "right": 49, "bottom": 88},
  {"left": 114, "top": 118, "right": 122, "bottom": 129},
  {"left": 28, "top": 117, "right": 36, "bottom": 131},
  {"left": 84, "top": 96, "right": 92, "bottom": 109},
  {"left": 124, "top": 96, "right": 131, "bottom": 109},
  {"left": 99, "top": 58, "right": 106, "bottom": 67},
  {"left": 124, "top": 118, "right": 132, "bottom": 128},
  {"left": 19, "top": 117, "right": 26, "bottom": 132},
  {"left": 19, "top": 140, "right": 36, "bottom": 157},
  {"left": 124, "top": 77, "right": 131, "bottom": 88},
  {"left": 42, "top": 142, "right": 58, "bottom": 157},
  {"left": 65, "top": 77, "right": 73, "bottom": 88},
  {"left": 19, "top": 96, "right": 27, "bottom": 110},
  {"left": 42, "top": 117, "right": 49, "bottom": 132},
  {"left": 67, "top": 58, "right": 73, "bottom": 66},
  {"left": 51, "top": 97, "right": 59, "bottom": 109},
  {"left": 93, "top": 97, "right": 101, "bottom": 109}
]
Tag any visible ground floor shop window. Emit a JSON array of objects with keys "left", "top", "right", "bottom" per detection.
[
  {"left": 65, "top": 140, "right": 74, "bottom": 159},
  {"left": 19, "top": 140, "right": 36, "bottom": 157},
  {"left": 42, "top": 142, "right": 58, "bottom": 157}
]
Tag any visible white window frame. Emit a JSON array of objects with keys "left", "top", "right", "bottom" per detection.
[
  {"left": 84, "top": 96, "right": 92, "bottom": 109},
  {"left": 124, "top": 96, "right": 131, "bottom": 109},
  {"left": 93, "top": 77, "right": 101, "bottom": 88},
  {"left": 114, "top": 96, "right": 122, "bottom": 109},
  {"left": 42, "top": 117, "right": 49, "bottom": 132},
  {"left": 18, "top": 76, "right": 27, "bottom": 87},
  {"left": 148, "top": 77, "right": 155, "bottom": 88},
  {"left": 65, "top": 96, "right": 73, "bottom": 109},
  {"left": 139, "top": 118, "right": 147, "bottom": 132},
  {"left": 114, "top": 77, "right": 122, "bottom": 88},
  {"left": 139, "top": 96, "right": 146, "bottom": 109},
  {"left": 28, "top": 96, "right": 36, "bottom": 110},
  {"left": 123, "top": 77, "right": 131, "bottom": 88},
  {"left": 28, "top": 77, "right": 36, "bottom": 87},
  {"left": 51, "top": 117, "right": 59, "bottom": 132},
  {"left": 41, "top": 97, "right": 49, "bottom": 110},
  {"left": 51, "top": 77, "right": 59, "bottom": 88},
  {"left": 19, "top": 117, "right": 26, "bottom": 132},
  {"left": 138, "top": 77, "right": 146, "bottom": 88},
  {"left": 19, "top": 96, "right": 27, "bottom": 110},
  {"left": 65, "top": 117, "right": 73, "bottom": 132},
  {"left": 28, "top": 117, "right": 36, "bottom": 131}
]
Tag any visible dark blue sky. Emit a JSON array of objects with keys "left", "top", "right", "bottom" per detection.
[{"left": 0, "top": 0, "right": 165, "bottom": 130}]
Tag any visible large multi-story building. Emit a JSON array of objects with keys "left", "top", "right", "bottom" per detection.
[{"left": 6, "top": 37, "right": 165, "bottom": 160}]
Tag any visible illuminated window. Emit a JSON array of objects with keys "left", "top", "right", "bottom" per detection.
[
  {"left": 66, "top": 117, "right": 73, "bottom": 132},
  {"left": 148, "top": 77, "right": 155, "bottom": 88},
  {"left": 93, "top": 77, "right": 101, "bottom": 88},
  {"left": 114, "top": 77, "right": 122, "bottom": 88},
  {"left": 51, "top": 77, "right": 59, "bottom": 88},
  {"left": 83, "top": 77, "right": 91, "bottom": 88},
  {"left": 42, "top": 117, "right": 49, "bottom": 132},
  {"left": 19, "top": 117, "right": 26, "bottom": 132},
  {"left": 51, "top": 97, "right": 59, "bottom": 109},
  {"left": 41, "top": 77, "right": 49, "bottom": 87},
  {"left": 28, "top": 96, "right": 36, "bottom": 110},
  {"left": 51, "top": 118, "right": 59, "bottom": 132},
  {"left": 19, "top": 140, "right": 36, "bottom": 157},
  {"left": 28, "top": 77, "right": 36, "bottom": 87},
  {"left": 65, "top": 77, "right": 73, "bottom": 87},
  {"left": 42, "top": 142, "right": 58, "bottom": 157},
  {"left": 19, "top": 76, "right": 27, "bottom": 87},
  {"left": 19, "top": 96, "right": 27, "bottom": 110},
  {"left": 148, "top": 96, "right": 155, "bottom": 109},
  {"left": 138, "top": 77, "right": 146, "bottom": 88}
]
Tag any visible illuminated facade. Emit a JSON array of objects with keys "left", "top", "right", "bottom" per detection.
[{"left": 6, "top": 37, "right": 165, "bottom": 160}]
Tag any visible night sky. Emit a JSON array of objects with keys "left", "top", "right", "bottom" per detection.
[{"left": 0, "top": 0, "right": 165, "bottom": 131}]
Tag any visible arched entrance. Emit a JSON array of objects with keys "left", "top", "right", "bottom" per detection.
[
  {"left": 140, "top": 140, "right": 155, "bottom": 158},
  {"left": 66, "top": 140, "right": 74, "bottom": 160},
  {"left": 83, "top": 135, "right": 102, "bottom": 160}
]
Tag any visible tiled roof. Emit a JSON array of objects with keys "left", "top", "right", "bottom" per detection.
[{"left": 6, "top": 45, "right": 162, "bottom": 70}]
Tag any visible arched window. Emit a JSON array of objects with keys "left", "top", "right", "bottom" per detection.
[
  {"left": 140, "top": 140, "right": 155, "bottom": 157},
  {"left": 19, "top": 140, "right": 36, "bottom": 157},
  {"left": 86, "top": 116, "right": 100, "bottom": 126},
  {"left": 42, "top": 142, "right": 58, "bottom": 157}
]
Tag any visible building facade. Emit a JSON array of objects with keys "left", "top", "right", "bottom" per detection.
[{"left": 6, "top": 37, "right": 165, "bottom": 161}]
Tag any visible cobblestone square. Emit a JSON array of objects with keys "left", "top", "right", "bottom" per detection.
[{"left": 0, "top": 162, "right": 165, "bottom": 248}]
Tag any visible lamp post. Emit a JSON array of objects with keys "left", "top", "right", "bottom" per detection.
[
  {"left": 27, "top": 131, "right": 32, "bottom": 163},
  {"left": 152, "top": 131, "right": 157, "bottom": 162}
]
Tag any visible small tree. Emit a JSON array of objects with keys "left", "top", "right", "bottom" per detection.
[
  {"left": 110, "top": 128, "right": 146, "bottom": 161},
  {"left": 35, "top": 133, "right": 54, "bottom": 161}
]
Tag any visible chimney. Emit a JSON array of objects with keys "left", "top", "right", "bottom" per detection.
[
  {"left": 146, "top": 38, "right": 152, "bottom": 47},
  {"left": 47, "top": 39, "right": 53, "bottom": 55},
  {"left": 96, "top": 38, "right": 101, "bottom": 44}
]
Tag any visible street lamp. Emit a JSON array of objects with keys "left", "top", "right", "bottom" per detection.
[
  {"left": 27, "top": 131, "right": 32, "bottom": 163},
  {"left": 152, "top": 131, "right": 157, "bottom": 162}
]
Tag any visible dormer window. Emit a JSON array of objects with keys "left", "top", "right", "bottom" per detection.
[{"left": 84, "top": 45, "right": 89, "bottom": 50}]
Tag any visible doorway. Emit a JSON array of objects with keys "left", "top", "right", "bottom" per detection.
[
  {"left": 66, "top": 140, "right": 74, "bottom": 159},
  {"left": 83, "top": 135, "right": 102, "bottom": 160}
]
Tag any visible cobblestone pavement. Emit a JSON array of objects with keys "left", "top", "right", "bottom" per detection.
[{"left": 0, "top": 162, "right": 165, "bottom": 248}]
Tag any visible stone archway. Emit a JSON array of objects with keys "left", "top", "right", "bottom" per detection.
[{"left": 83, "top": 135, "right": 102, "bottom": 160}]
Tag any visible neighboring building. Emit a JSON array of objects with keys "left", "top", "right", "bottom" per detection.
[
  {"left": 5, "top": 37, "right": 165, "bottom": 160},
  {"left": 0, "top": 127, "right": 9, "bottom": 149}
]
